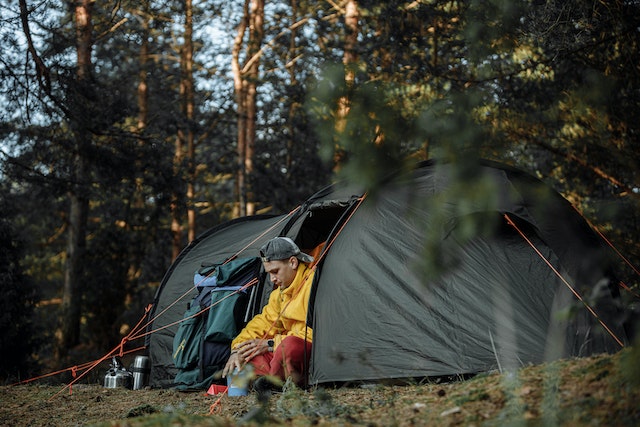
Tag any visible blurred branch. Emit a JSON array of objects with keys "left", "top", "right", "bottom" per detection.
[
  {"left": 534, "top": 140, "right": 638, "bottom": 199},
  {"left": 19, "top": 0, "right": 51, "bottom": 94}
]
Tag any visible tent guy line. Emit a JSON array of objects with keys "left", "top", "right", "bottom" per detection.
[
  {"left": 46, "top": 304, "right": 159, "bottom": 398},
  {"left": 504, "top": 213, "right": 625, "bottom": 348},
  {"left": 15, "top": 207, "right": 305, "bottom": 398},
  {"left": 131, "top": 206, "right": 303, "bottom": 343},
  {"left": 575, "top": 205, "right": 640, "bottom": 278}
]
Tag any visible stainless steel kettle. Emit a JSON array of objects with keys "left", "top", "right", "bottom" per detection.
[{"left": 104, "top": 356, "right": 133, "bottom": 389}]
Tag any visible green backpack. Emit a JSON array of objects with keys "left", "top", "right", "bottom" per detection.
[{"left": 172, "top": 257, "right": 262, "bottom": 390}]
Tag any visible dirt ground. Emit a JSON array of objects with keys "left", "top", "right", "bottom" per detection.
[{"left": 1, "top": 348, "right": 639, "bottom": 426}]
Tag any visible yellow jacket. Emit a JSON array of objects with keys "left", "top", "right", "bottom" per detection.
[{"left": 231, "top": 263, "right": 314, "bottom": 349}]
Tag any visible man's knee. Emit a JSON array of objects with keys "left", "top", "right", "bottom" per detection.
[{"left": 278, "top": 336, "right": 311, "bottom": 361}]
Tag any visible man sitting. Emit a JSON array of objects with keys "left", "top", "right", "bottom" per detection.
[{"left": 222, "top": 237, "right": 315, "bottom": 389}]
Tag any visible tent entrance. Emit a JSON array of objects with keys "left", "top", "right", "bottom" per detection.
[{"left": 289, "top": 200, "right": 358, "bottom": 259}]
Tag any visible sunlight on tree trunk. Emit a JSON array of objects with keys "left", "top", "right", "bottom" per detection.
[
  {"left": 334, "top": 0, "right": 359, "bottom": 170},
  {"left": 232, "top": 0, "right": 249, "bottom": 218},
  {"left": 232, "top": 0, "right": 264, "bottom": 217}
]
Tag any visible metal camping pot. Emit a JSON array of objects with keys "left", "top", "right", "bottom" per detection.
[
  {"left": 104, "top": 356, "right": 133, "bottom": 389},
  {"left": 130, "top": 355, "right": 151, "bottom": 390}
]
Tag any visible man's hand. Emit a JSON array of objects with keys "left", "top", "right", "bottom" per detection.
[
  {"left": 223, "top": 339, "right": 271, "bottom": 377},
  {"left": 237, "top": 339, "right": 271, "bottom": 360},
  {"left": 222, "top": 351, "right": 243, "bottom": 378}
]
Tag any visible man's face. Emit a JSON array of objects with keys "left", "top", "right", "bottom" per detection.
[{"left": 263, "top": 257, "right": 298, "bottom": 289}]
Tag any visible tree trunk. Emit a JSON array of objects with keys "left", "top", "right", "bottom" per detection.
[
  {"left": 232, "top": 0, "right": 264, "bottom": 217},
  {"left": 171, "top": 0, "right": 196, "bottom": 258},
  {"left": 56, "top": 0, "right": 93, "bottom": 359},
  {"left": 126, "top": 1, "right": 151, "bottom": 290},
  {"left": 170, "top": 147, "right": 183, "bottom": 260},
  {"left": 183, "top": 0, "right": 196, "bottom": 242},
  {"left": 136, "top": 4, "right": 149, "bottom": 139},
  {"left": 334, "top": 0, "right": 359, "bottom": 168},
  {"left": 344, "top": 0, "right": 359, "bottom": 68},
  {"left": 285, "top": 0, "right": 300, "bottom": 171},
  {"left": 232, "top": 0, "right": 249, "bottom": 218}
]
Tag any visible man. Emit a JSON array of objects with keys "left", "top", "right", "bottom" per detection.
[{"left": 222, "top": 236, "right": 315, "bottom": 388}]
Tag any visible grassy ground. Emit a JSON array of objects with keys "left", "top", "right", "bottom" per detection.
[{"left": 1, "top": 347, "right": 639, "bottom": 426}]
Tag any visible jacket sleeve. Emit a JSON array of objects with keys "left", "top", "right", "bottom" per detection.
[{"left": 231, "top": 288, "right": 282, "bottom": 348}]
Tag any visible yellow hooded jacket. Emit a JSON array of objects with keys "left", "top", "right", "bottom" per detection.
[{"left": 231, "top": 262, "right": 314, "bottom": 350}]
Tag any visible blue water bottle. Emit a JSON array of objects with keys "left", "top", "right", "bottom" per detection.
[{"left": 227, "top": 364, "right": 253, "bottom": 396}]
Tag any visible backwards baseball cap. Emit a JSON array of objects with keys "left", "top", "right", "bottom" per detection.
[{"left": 259, "top": 237, "right": 314, "bottom": 264}]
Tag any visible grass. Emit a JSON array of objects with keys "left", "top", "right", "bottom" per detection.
[{"left": 1, "top": 347, "right": 639, "bottom": 426}]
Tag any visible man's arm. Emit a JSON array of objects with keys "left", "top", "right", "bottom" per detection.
[
  {"left": 222, "top": 289, "right": 281, "bottom": 376},
  {"left": 222, "top": 338, "right": 273, "bottom": 377},
  {"left": 231, "top": 289, "right": 281, "bottom": 347}
]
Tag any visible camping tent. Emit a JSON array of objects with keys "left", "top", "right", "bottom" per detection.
[{"left": 146, "top": 160, "right": 629, "bottom": 387}]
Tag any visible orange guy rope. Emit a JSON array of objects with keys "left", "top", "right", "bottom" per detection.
[
  {"left": 572, "top": 205, "right": 640, "bottom": 278},
  {"left": 504, "top": 214, "right": 625, "bottom": 348},
  {"left": 48, "top": 254, "right": 260, "bottom": 393},
  {"left": 23, "top": 210, "right": 299, "bottom": 395},
  {"left": 135, "top": 206, "right": 302, "bottom": 339},
  {"left": 48, "top": 346, "right": 146, "bottom": 398},
  {"left": 227, "top": 205, "right": 302, "bottom": 261},
  {"left": 131, "top": 277, "right": 259, "bottom": 342},
  {"left": 209, "top": 393, "right": 226, "bottom": 415},
  {"left": 618, "top": 280, "right": 640, "bottom": 300}
]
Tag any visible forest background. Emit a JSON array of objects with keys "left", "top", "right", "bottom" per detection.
[{"left": 0, "top": 0, "right": 638, "bottom": 382}]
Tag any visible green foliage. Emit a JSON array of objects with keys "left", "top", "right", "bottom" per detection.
[
  {"left": 308, "top": 63, "right": 420, "bottom": 192},
  {"left": 274, "top": 381, "right": 351, "bottom": 420},
  {"left": 313, "top": 0, "right": 640, "bottom": 287},
  {"left": 621, "top": 336, "right": 640, "bottom": 388},
  {"left": 4, "top": 350, "right": 640, "bottom": 426}
]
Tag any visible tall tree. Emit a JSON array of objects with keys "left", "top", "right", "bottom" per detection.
[
  {"left": 183, "top": 0, "right": 197, "bottom": 244},
  {"left": 325, "top": 0, "right": 360, "bottom": 172},
  {"left": 170, "top": 0, "right": 197, "bottom": 258},
  {"left": 284, "top": 0, "right": 301, "bottom": 173},
  {"left": 249, "top": 0, "right": 333, "bottom": 212},
  {"left": 232, "top": 0, "right": 265, "bottom": 217},
  {"left": 55, "top": 0, "right": 93, "bottom": 358}
]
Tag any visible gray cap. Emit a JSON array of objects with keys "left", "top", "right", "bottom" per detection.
[{"left": 260, "top": 237, "right": 314, "bottom": 264}]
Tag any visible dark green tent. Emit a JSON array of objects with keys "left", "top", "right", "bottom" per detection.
[{"left": 146, "top": 160, "right": 628, "bottom": 387}]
